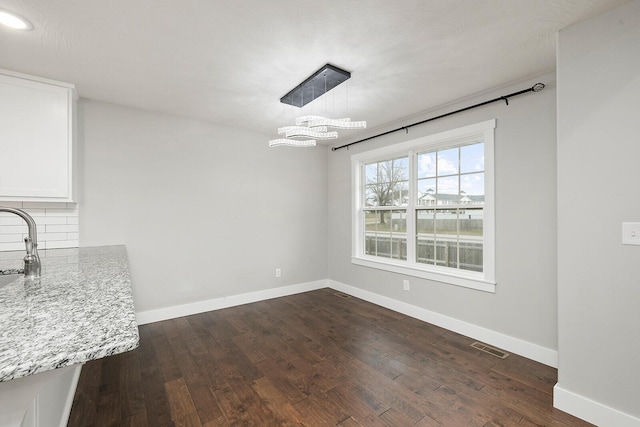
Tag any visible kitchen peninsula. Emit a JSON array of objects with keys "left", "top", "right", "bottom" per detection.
[{"left": 0, "top": 245, "right": 138, "bottom": 427}]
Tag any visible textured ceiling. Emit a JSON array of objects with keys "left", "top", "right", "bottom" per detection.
[{"left": 0, "top": 0, "right": 630, "bottom": 144}]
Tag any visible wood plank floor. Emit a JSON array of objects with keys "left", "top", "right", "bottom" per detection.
[{"left": 68, "top": 288, "right": 592, "bottom": 426}]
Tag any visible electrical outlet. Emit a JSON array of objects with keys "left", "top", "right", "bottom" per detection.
[
  {"left": 275, "top": 268, "right": 281, "bottom": 278},
  {"left": 403, "top": 280, "right": 410, "bottom": 291},
  {"left": 622, "top": 222, "right": 640, "bottom": 245}
]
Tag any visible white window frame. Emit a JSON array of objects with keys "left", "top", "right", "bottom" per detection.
[{"left": 351, "top": 119, "right": 496, "bottom": 293}]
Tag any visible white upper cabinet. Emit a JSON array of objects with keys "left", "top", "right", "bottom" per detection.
[{"left": 0, "top": 69, "right": 76, "bottom": 202}]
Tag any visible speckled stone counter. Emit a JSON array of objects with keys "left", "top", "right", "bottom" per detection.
[{"left": 0, "top": 245, "right": 139, "bottom": 382}]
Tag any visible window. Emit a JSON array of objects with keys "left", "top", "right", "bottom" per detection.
[
  {"left": 352, "top": 120, "right": 495, "bottom": 292},
  {"left": 364, "top": 156, "right": 409, "bottom": 260}
]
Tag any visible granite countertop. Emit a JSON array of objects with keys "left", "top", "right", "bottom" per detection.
[{"left": 0, "top": 245, "right": 139, "bottom": 382}]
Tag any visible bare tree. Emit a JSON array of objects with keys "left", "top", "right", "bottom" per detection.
[{"left": 366, "top": 160, "right": 407, "bottom": 224}]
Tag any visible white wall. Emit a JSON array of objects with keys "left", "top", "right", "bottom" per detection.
[
  {"left": 78, "top": 99, "right": 328, "bottom": 313},
  {"left": 327, "top": 73, "right": 558, "bottom": 363},
  {"left": 556, "top": 1, "right": 640, "bottom": 425}
]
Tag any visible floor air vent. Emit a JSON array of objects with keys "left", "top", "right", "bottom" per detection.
[
  {"left": 333, "top": 292, "right": 351, "bottom": 299},
  {"left": 470, "top": 342, "right": 509, "bottom": 359}
]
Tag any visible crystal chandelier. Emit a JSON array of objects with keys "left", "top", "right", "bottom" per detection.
[
  {"left": 268, "top": 116, "right": 366, "bottom": 147},
  {"left": 269, "top": 64, "right": 366, "bottom": 148},
  {"left": 296, "top": 116, "right": 366, "bottom": 129}
]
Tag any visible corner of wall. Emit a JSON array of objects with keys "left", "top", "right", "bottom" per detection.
[
  {"left": 327, "top": 279, "right": 558, "bottom": 367},
  {"left": 554, "top": 385, "right": 640, "bottom": 427}
]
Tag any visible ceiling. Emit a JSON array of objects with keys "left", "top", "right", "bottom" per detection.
[{"left": 0, "top": 0, "right": 630, "bottom": 145}]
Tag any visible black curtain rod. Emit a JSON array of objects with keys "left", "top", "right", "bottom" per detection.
[{"left": 331, "top": 82, "right": 546, "bottom": 152}]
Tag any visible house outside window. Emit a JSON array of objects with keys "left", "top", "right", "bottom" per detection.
[{"left": 351, "top": 120, "right": 496, "bottom": 292}]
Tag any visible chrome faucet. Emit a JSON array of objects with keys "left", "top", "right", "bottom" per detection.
[{"left": 0, "top": 207, "right": 41, "bottom": 278}]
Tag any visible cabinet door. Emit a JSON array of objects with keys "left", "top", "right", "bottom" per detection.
[{"left": 0, "top": 73, "right": 74, "bottom": 201}]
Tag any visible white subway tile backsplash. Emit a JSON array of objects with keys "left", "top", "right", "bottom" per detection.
[
  {"left": 40, "top": 233, "right": 70, "bottom": 242},
  {"left": 46, "top": 206, "right": 79, "bottom": 217},
  {"left": 0, "top": 202, "right": 79, "bottom": 252},
  {"left": 0, "top": 225, "right": 29, "bottom": 234},
  {"left": 0, "top": 217, "right": 23, "bottom": 225},
  {"left": 0, "top": 234, "right": 24, "bottom": 243},
  {"left": 45, "top": 224, "right": 79, "bottom": 233},
  {"left": 0, "top": 241, "right": 26, "bottom": 252},
  {"left": 0, "top": 201, "right": 23, "bottom": 209},
  {"left": 21, "top": 208, "right": 46, "bottom": 216},
  {"left": 46, "top": 240, "right": 79, "bottom": 249},
  {"left": 35, "top": 217, "right": 68, "bottom": 225},
  {"left": 22, "top": 202, "right": 69, "bottom": 209}
]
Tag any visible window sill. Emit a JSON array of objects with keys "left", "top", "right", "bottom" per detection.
[{"left": 351, "top": 256, "right": 496, "bottom": 293}]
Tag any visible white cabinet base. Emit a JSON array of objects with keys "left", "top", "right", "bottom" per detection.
[{"left": 0, "top": 365, "right": 82, "bottom": 427}]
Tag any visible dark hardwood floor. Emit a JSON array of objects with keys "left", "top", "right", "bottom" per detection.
[{"left": 67, "top": 288, "right": 592, "bottom": 426}]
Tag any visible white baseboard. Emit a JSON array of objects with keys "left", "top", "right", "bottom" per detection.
[
  {"left": 327, "top": 279, "right": 558, "bottom": 368},
  {"left": 136, "top": 280, "right": 328, "bottom": 325},
  {"left": 136, "top": 278, "right": 557, "bottom": 367},
  {"left": 554, "top": 385, "right": 640, "bottom": 427}
]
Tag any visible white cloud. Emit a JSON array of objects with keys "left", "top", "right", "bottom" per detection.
[
  {"left": 418, "top": 153, "right": 436, "bottom": 177},
  {"left": 438, "top": 157, "right": 458, "bottom": 175}
]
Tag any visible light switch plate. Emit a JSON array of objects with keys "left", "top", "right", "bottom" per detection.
[{"left": 622, "top": 222, "right": 640, "bottom": 245}]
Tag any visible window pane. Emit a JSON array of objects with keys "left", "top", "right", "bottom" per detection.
[
  {"left": 437, "top": 176, "right": 459, "bottom": 203},
  {"left": 460, "top": 172, "right": 484, "bottom": 204},
  {"left": 378, "top": 184, "right": 396, "bottom": 206},
  {"left": 394, "top": 157, "right": 409, "bottom": 181},
  {"left": 391, "top": 210, "right": 407, "bottom": 260},
  {"left": 435, "top": 209, "right": 458, "bottom": 268},
  {"left": 364, "top": 157, "right": 409, "bottom": 207},
  {"left": 364, "top": 210, "right": 391, "bottom": 258},
  {"left": 416, "top": 210, "right": 435, "bottom": 265},
  {"left": 365, "top": 184, "right": 378, "bottom": 207},
  {"left": 417, "top": 152, "right": 436, "bottom": 178},
  {"left": 393, "top": 157, "right": 409, "bottom": 206},
  {"left": 379, "top": 159, "right": 406, "bottom": 183},
  {"left": 393, "top": 181, "right": 409, "bottom": 206},
  {"left": 417, "top": 178, "right": 436, "bottom": 205},
  {"left": 364, "top": 210, "right": 377, "bottom": 256},
  {"left": 435, "top": 209, "right": 458, "bottom": 236},
  {"left": 460, "top": 142, "right": 484, "bottom": 173},
  {"left": 459, "top": 208, "right": 483, "bottom": 238},
  {"left": 376, "top": 211, "right": 391, "bottom": 258},
  {"left": 364, "top": 210, "right": 377, "bottom": 230},
  {"left": 376, "top": 160, "right": 391, "bottom": 182},
  {"left": 366, "top": 183, "right": 393, "bottom": 207},
  {"left": 416, "top": 209, "right": 434, "bottom": 234},
  {"left": 378, "top": 211, "right": 391, "bottom": 233},
  {"left": 437, "top": 147, "right": 459, "bottom": 176},
  {"left": 459, "top": 208, "right": 483, "bottom": 272},
  {"left": 364, "top": 210, "right": 403, "bottom": 260},
  {"left": 365, "top": 163, "right": 378, "bottom": 184},
  {"left": 391, "top": 210, "right": 406, "bottom": 232}
]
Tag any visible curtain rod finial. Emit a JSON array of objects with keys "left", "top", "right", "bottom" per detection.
[{"left": 532, "top": 83, "right": 545, "bottom": 92}]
